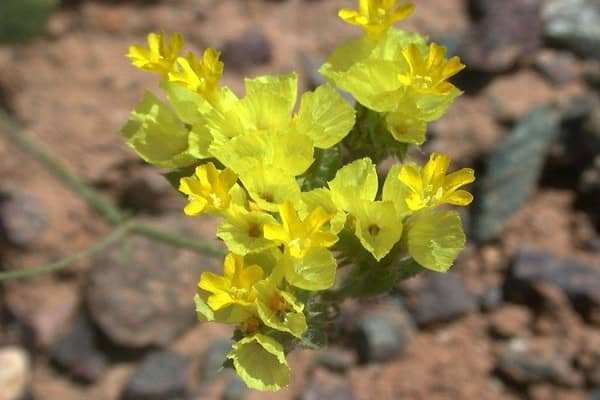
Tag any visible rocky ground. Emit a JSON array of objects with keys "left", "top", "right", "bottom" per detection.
[{"left": 0, "top": 0, "right": 599, "bottom": 399}]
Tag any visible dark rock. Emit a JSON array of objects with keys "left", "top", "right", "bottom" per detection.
[
  {"left": 119, "top": 168, "right": 174, "bottom": 213},
  {"left": 460, "top": 0, "right": 542, "bottom": 72},
  {"left": 542, "top": 0, "right": 600, "bottom": 59},
  {"left": 355, "top": 304, "right": 414, "bottom": 363},
  {"left": 496, "top": 348, "right": 582, "bottom": 387},
  {"left": 409, "top": 272, "right": 476, "bottom": 327},
  {"left": 122, "top": 351, "right": 189, "bottom": 400},
  {"left": 534, "top": 49, "right": 580, "bottom": 86},
  {"left": 315, "top": 349, "right": 355, "bottom": 373},
  {"left": 470, "top": 106, "right": 560, "bottom": 243},
  {"left": 0, "top": 347, "right": 29, "bottom": 400},
  {"left": 506, "top": 250, "right": 600, "bottom": 323},
  {"left": 221, "top": 28, "right": 272, "bottom": 71},
  {"left": 0, "top": 188, "right": 47, "bottom": 247},
  {"left": 86, "top": 215, "right": 216, "bottom": 348},
  {"left": 302, "top": 369, "right": 356, "bottom": 400},
  {"left": 590, "top": 388, "right": 600, "bottom": 400},
  {"left": 221, "top": 375, "right": 248, "bottom": 400},
  {"left": 199, "top": 339, "right": 232, "bottom": 383},
  {"left": 477, "top": 286, "right": 504, "bottom": 312},
  {"left": 50, "top": 317, "right": 107, "bottom": 383}
]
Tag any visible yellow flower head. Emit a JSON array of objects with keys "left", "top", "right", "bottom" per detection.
[
  {"left": 398, "top": 152, "right": 475, "bottom": 211},
  {"left": 127, "top": 32, "right": 184, "bottom": 78},
  {"left": 169, "top": 48, "right": 224, "bottom": 98},
  {"left": 179, "top": 162, "right": 238, "bottom": 215},
  {"left": 198, "top": 253, "right": 264, "bottom": 311},
  {"left": 339, "top": 0, "right": 415, "bottom": 38},
  {"left": 264, "top": 201, "right": 338, "bottom": 259},
  {"left": 398, "top": 43, "right": 465, "bottom": 96}
]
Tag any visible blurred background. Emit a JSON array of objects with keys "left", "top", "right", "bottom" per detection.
[{"left": 0, "top": 0, "right": 598, "bottom": 399}]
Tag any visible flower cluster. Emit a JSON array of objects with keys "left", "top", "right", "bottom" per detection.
[{"left": 120, "top": 0, "right": 474, "bottom": 392}]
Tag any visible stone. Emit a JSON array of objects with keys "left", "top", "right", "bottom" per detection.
[
  {"left": 50, "top": 316, "right": 107, "bottom": 383},
  {"left": 3, "top": 279, "right": 79, "bottom": 349},
  {"left": 355, "top": 306, "right": 414, "bottom": 363},
  {"left": 590, "top": 388, "right": 600, "bottom": 400},
  {"left": 459, "top": 0, "right": 542, "bottom": 72},
  {"left": 0, "top": 187, "right": 47, "bottom": 247},
  {"left": 506, "top": 250, "right": 600, "bottom": 323},
  {"left": 302, "top": 369, "right": 356, "bottom": 400},
  {"left": 408, "top": 272, "right": 476, "bottom": 327},
  {"left": 470, "top": 106, "right": 560, "bottom": 243},
  {"left": 489, "top": 305, "right": 532, "bottom": 339},
  {"left": 0, "top": 347, "right": 29, "bottom": 400},
  {"left": 85, "top": 215, "right": 217, "bottom": 348},
  {"left": 199, "top": 339, "right": 232, "bottom": 383},
  {"left": 477, "top": 286, "right": 504, "bottom": 312},
  {"left": 221, "top": 28, "right": 272, "bottom": 71},
  {"left": 534, "top": 49, "right": 580, "bottom": 86},
  {"left": 314, "top": 348, "right": 355, "bottom": 373},
  {"left": 221, "top": 375, "right": 249, "bottom": 400},
  {"left": 119, "top": 168, "right": 174, "bottom": 213},
  {"left": 122, "top": 351, "right": 189, "bottom": 400},
  {"left": 542, "top": 0, "right": 600, "bottom": 59},
  {"left": 496, "top": 348, "right": 582, "bottom": 387}
]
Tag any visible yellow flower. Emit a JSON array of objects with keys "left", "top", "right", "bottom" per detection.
[
  {"left": 398, "top": 43, "right": 465, "bottom": 96},
  {"left": 198, "top": 253, "right": 264, "bottom": 311},
  {"left": 168, "top": 48, "right": 224, "bottom": 99},
  {"left": 127, "top": 32, "right": 183, "bottom": 78},
  {"left": 179, "top": 162, "right": 238, "bottom": 215},
  {"left": 398, "top": 152, "right": 475, "bottom": 211},
  {"left": 264, "top": 201, "right": 338, "bottom": 259},
  {"left": 339, "top": 0, "right": 415, "bottom": 38}
]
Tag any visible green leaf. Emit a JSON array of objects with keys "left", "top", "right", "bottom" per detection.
[{"left": 300, "top": 148, "right": 342, "bottom": 191}]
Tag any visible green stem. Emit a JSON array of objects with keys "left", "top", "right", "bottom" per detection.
[
  {"left": 130, "top": 223, "right": 226, "bottom": 258},
  {"left": 0, "top": 108, "right": 125, "bottom": 225},
  {"left": 0, "top": 223, "right": 131, "bottom": 281}
]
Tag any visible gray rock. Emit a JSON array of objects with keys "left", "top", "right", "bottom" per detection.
[
  {"left": 222, "top": 28, "right": 272, "bottom": 71},
  {"left": 0, "top": 347, "right": 29, "bottom": 400},
  {"left": 50, "top": 317, "right": 107, "bottom": 383},
  {"left": 470, "top": 106, "right": 560, "bottom": 243},
  {"left": 302, "top": 369, "right": 356, "bottom": 400},
  {"left": 122, "top": 351, "right": 189, "bottom": 400},
  {"left": 221, "top": 375, "right": 248, "bottom": 400},
  {"left": 496, "top": 348, "right": 582, "bottom": 387},
  {"left": 542, "top": 0, "right": 600, "bottom": 59},
  {"left": 507, "top": 250, "right": 600, "bottom": 323},
  {"left": 86, "top": 215, "right": 213, "bottom": 348},
  {"left": 119, "top": 168, "right": 174, "bottom": 213},
  {"left": 355, "top": 306, "right": 414, "bottom": 363},
  {"left": 315, "top": 349, "right": 354, "bottom": 373},
  {"left": 460, "top": 0, "right": 542, "bottom": 72},
  {"left": 534, "top": 49, "right": 580, "bottom": 86},
  {"left": 589, "top": 388, "right": 600, "bottom": 400},
  {"left": 477, "top": 286, "right": 504, "bottom": 312},
  {"left": 409, "top": 272, "right": 476, "bottom": 327},
  {"left": 199, "top": 339, "right": 232, "bottom": 383},
  {"left": 0, "top": 188, "right": 47, "bottom": 247}
]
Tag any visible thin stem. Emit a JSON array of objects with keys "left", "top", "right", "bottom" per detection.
[
  {"left": 130, "top": 223, "right": 226, "bottom": 258},
  {"left": 0, "top": 223, "right": 131, "bottom": 281},
  {"left": 0, "top": 108, "right": 125, "bottom": 225}
]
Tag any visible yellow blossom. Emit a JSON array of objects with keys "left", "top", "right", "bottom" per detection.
[
  {"left": 398, "top": 43, "right": 465, "bottom": 96},
  {"left": 264, "top": 201, "right": 338, "bottom": 259},
  {"left": 198, "top": 253, "right": 264, "bottom": 311},
  {"left": 127, "top": 32, "right": 183, "bottom": 78},
  {"left": 339, "top": 0, "right": 415, "bottom": 38},
  {"left": 179, "top": 162, "right": 238, "bottom": 215},
  {"left": 168, "top": 48, "right": 224, "bottom": 99},
  {"left": 398, "top": 152, "right": 475, "bottom": 211}
]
